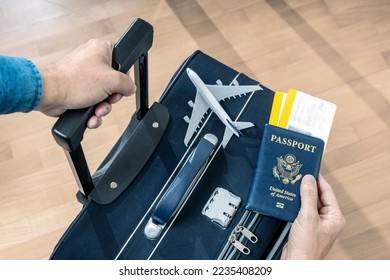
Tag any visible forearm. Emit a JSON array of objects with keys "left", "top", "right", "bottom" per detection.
[{"left": 35, "top": 63, "right": 66, "bottom": 117}]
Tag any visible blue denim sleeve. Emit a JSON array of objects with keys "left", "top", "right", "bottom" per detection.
[{"left": 0, "top": 55, "right": 42, "bottom": 114}]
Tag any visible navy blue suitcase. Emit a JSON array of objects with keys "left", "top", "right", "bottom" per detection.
[{"left": 50, "top": 19, "right": 289, "bottom": 260}]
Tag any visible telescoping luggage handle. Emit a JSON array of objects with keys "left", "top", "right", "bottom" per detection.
[{"left": 52, "top": 18, "right": 170, "bottom": 205}]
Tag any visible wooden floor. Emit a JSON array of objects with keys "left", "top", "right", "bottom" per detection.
[{"left": 0, "top": 0, "right": 389, "bottom": 260}]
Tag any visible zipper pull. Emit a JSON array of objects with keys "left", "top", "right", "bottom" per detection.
[
  {"left": 235, "top": 225, "right": 258, "bottom": 243},
  {"left": 229, "top": 234, "right": 250, "bottom": 255}
]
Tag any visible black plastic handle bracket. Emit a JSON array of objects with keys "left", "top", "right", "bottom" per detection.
[{"left": 90, "top": 102, "right": 170, "bottom": 204}]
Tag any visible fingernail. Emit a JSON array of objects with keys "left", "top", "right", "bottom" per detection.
[
  {"left": 103, "top": 106, "right": 111, "bottom": 116},
  {"left": 87, "top": 117, "right": 102, "bottom": 129},
  {"left": 302, "top": 175, "right": 316, "bottom": 185},
  {"left": 88, "top": 122, "right": 98, "bottom": 129}
]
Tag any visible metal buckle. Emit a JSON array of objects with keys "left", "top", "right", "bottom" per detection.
[{"left": 202, "top": 187, "right": 241, "bottom": 229}]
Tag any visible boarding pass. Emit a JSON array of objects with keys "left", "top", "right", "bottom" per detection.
[{"left": 269, "top": 89, "right": 336, "bottom": 146}]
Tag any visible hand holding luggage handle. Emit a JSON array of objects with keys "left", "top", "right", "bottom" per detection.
[{"left": 52, "top": 18, "right": 170, "bottom": 205}]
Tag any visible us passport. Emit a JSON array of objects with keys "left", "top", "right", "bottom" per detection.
[{"left": 245, "top": 124, "right": 324, "bottom": 222}]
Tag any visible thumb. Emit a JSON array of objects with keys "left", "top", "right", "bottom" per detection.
[{"left": 299, "top": 175, "right": 319, "bottom": 217}]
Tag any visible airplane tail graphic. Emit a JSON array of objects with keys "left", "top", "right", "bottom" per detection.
[{"left": 222, "top": 119, "right": 254, "bottom": 147}]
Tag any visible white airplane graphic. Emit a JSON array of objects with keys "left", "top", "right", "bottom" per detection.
[{"left": 184, "top": 68, "right": 262, "bottom": 148}]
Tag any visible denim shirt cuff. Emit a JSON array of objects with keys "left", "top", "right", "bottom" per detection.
[{"left": 0, "top": 55, "right": 43, "bottom": 114}]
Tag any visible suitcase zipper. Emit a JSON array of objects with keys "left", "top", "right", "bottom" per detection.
[
  {"left": 235, "top": 225, "right": 258, "bottom": 243},
  {"left": 228, "top": 225, "right": 258, "bottom": 255},
  {"left": 229, "top": 234, "right": 250, "bottom": 255},
  {"left": 218, "top": 211, "right": 262, "bottom": 259}
]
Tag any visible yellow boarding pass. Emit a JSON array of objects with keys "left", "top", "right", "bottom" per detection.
[
  {"left": 269, "top": 89, "right": 336, "bottom": 145},
  {"left": 269, "top": 91, "right": 287, "bottom": 126}
]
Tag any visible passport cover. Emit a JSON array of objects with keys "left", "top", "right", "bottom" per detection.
[{"left": 245, "top": 124, "right": 324, "bottom": 222}]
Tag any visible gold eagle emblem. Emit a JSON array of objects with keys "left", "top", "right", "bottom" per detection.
[{"left": 273, "top": 154, "right": 302, "bottom": 184}]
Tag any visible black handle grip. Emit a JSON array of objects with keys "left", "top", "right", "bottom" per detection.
[{"left": 52, "top": 18, "right": 153, "bottom": 152}]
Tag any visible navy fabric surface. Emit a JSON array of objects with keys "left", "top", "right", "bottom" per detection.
[{"left": 50, "top": 51, "right": 285, "bottom": 260}]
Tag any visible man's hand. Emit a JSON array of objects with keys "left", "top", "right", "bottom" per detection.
[
  {"left": 281, "top": 174, "right": 346, "bottom": 259},
  {"left": 36, "top": 39, "right": 136, "bottom": 128}
]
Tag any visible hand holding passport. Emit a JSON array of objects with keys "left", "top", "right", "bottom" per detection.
[{"left": 245, "top": 89, "right": 336, "bottom": 222}]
